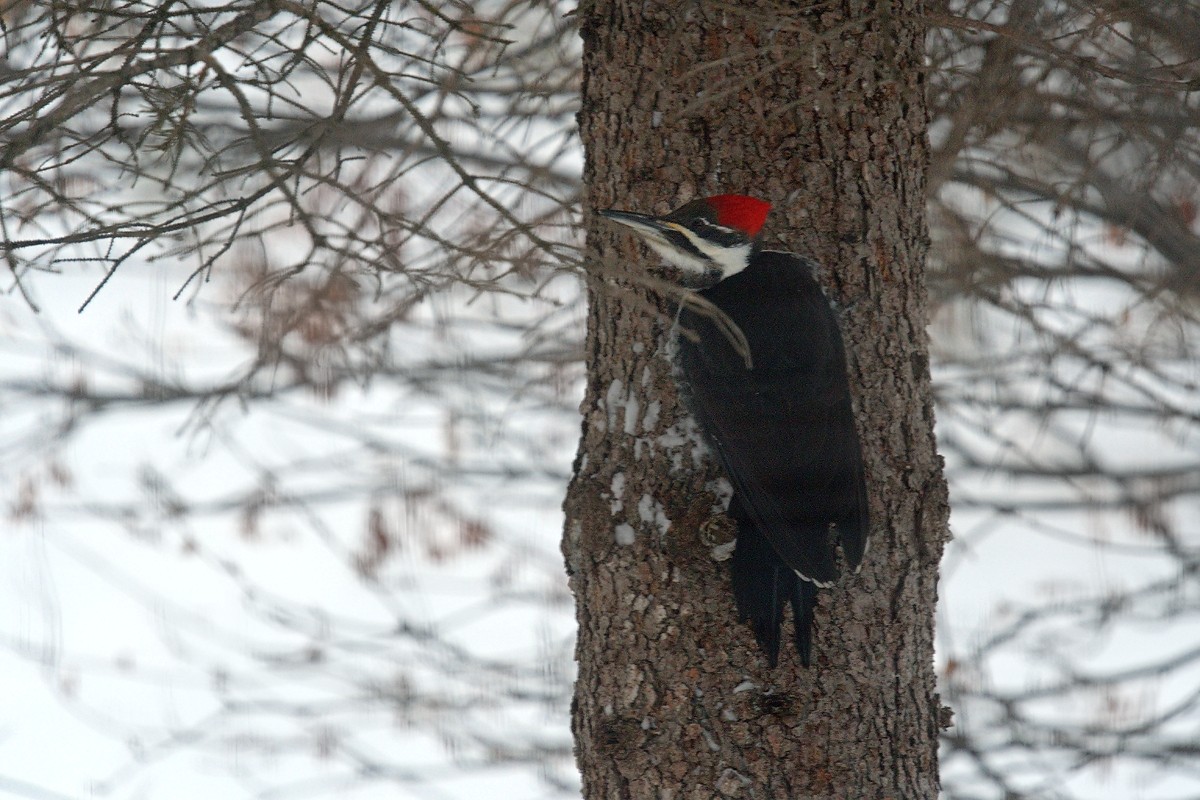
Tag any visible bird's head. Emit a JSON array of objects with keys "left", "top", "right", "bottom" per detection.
[{"left": 599, "top": 194, "right": 771, "bottom": 288}]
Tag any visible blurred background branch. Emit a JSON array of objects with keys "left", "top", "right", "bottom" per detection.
[{"left": 0, "top": 0, "right": 1197, "bottom": 797}]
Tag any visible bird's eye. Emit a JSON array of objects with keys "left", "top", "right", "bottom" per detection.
[{"left": 690, "top": 217, "right": 744, "bottom": 245}]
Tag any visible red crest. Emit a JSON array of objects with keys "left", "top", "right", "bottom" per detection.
[{"left": 704, "top": 194, "right": 772, "bottom": 237}]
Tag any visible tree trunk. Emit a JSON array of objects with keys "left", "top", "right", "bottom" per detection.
[{"left": 563, "top": 2, "right": 948, "bottom": 797}]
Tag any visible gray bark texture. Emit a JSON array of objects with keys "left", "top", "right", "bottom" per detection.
[{"left": 563, "top": 2, "right": 949, "bottom": 798}]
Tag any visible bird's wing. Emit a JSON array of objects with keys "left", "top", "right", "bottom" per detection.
[{"left": 676, "top": 260, "right": 868, "bottom": 585}]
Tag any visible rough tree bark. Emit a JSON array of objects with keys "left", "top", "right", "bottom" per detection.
[{"left": 563, "top": 2, "right": 949, "bottom": 797}]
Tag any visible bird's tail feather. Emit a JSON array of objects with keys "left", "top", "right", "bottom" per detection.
[
  {"left": 728, "top": 497, "right": 816, "bottom": 667},
  {"left": 789, "top": 577, "right": 816, "bottom": 667}
]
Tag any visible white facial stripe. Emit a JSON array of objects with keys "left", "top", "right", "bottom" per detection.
[
  {"left": 644, "top": 236, "right": 713, "bottom": 276},
  {"left": 604, "top": 213, "right": 751, "bottom": 280},
  {"left": 608, "top": 217, "right": 713, "bottom": 276},
  {"left": 665, "top": 223, "right": 752, "bottom": 279}
]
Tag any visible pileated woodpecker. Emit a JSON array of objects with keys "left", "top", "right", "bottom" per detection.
[{"left": 599, "top": 194, "right": 869, "bottom": 667}]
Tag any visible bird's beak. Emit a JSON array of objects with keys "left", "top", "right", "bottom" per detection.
[{"left": 598, "top": 208, "right": 672, "bottom": 238}]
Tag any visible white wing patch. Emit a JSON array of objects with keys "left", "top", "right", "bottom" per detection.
[{"left": 794, "top": 569, "right": 834, "bottom": 589}]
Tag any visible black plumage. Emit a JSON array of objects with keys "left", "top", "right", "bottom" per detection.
[{"left": 674, "top": 250, "right": 869, "bottom": 666}]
